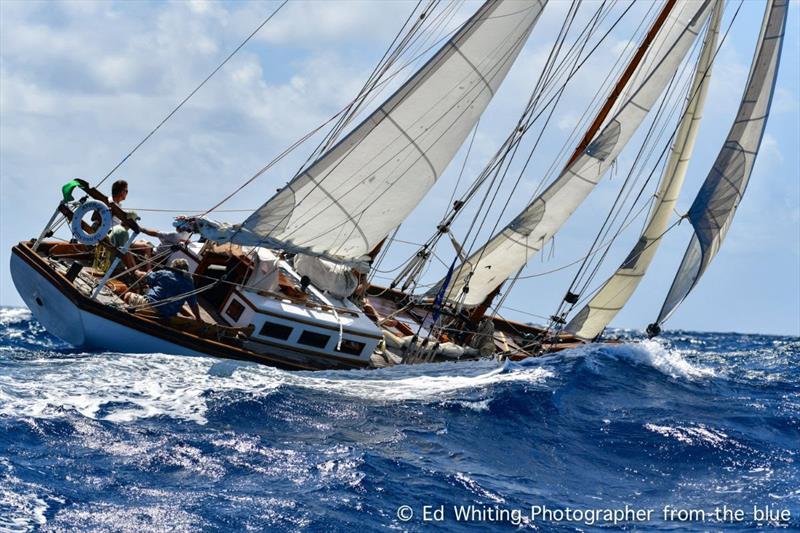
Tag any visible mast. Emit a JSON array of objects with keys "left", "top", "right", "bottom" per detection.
[
  {"left": 563, "top": 0, "right": 677, "bottom": 171},
  {"left": 649, "top": 0, "right": 789, "bottom": 333},
  {"left": 565, "top": 0, "right": 724, "bottom": 340},
  {"left": 429, "top": 0, "right": 715, "bottom": 308}
]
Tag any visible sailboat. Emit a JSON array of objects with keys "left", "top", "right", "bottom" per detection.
[{"left": 9, "top": 0, "right": 788, "bottom": 371}]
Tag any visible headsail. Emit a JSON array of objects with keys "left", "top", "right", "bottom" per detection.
[
  {"left": 652, "top": 0, "right": 788, "bottom": 328},
  {"left": 430, "top": 0, "right": 714, "bottom": 307},
  {"left": 565, "top": 0, "right": 724, "bottom": 340},
  {"left": 220, "top": 0, "right": 547, "bottom": 266}
]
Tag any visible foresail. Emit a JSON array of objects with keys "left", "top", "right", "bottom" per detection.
[
  {"left": 565, "top": 0, "right": 724, "bottom": 340},
  {"left": 654, "top": 0, "right": 788, "bottom": 326},
  {"left": 238, "top": 0, "right": 546, "bottom": 265},
  {"left": 431, "top": 0, "right": 714, "bottom": 307}
]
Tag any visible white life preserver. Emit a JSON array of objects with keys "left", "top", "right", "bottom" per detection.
[{"left": 70, "top": 200, "right": 113, "bottom": 245}]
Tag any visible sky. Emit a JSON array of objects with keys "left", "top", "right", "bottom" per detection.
[{"left": 1, "top": 0, "right": 798, "bottom": 336}]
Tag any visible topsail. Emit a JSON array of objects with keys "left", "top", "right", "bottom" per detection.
[
  {"left": 226, "top": 0, "right": 547, "bottom": 265},
  {"left": 565, "top": 0, "right": 724, "bottom": 340},
  {"left": 430, "top": 0, "right": 714, "bottom": 307},
  {"left": 652, "top": 0, "right": 788, "bottom": 327}
]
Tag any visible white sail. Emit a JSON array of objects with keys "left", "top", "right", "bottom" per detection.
[
  {"left": 430, "top": 0, "right": 714, "bottom": 307},
  {"left": 565, "top": 0, "right": 724, "bottom": 340},
  {"left": 654, "top": 0, "right": 788, "bottom": 326},
  {"left": 228, "top": 0, "right": 547, "bottom": 265}
]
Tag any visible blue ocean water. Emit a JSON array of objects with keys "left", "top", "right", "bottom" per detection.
[{"left": 0, "top": 306, "right": 797, "bottom": 532}]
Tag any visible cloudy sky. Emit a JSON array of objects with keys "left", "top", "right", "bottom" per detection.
[{"left": 1, "top": 0, "right": 798, "bottom": 335}]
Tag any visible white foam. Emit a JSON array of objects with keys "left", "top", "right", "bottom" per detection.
[
  {"left": 0, "top": 353, "right": 552, "bottom": 424},
  {"left": 566, "top": 339, "right": 718, "bottom": 380},
  {"left": 644, "top": 423, "right": 735, "bottom": 448},
  {"left": 292, "top": 362, "right": 552, "bottom": 402},
  {"left": 0, "top": 459, "right": 48, "bottom": 533},
  {"left": 0, "top": 308, "right": 32, "bottom": 327}
]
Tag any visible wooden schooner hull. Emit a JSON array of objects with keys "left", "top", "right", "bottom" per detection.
[{"left": 10, "top": 241, "right": 590, "bottom": 371}]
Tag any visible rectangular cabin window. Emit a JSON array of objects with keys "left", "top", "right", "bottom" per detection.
[
  {"left": 297, "top": 330, "right": 330, "bottom": 349},
  {"left": 259, "top": 321, "right": 293, "bottom": 341},
  {"left": 335, "top": 339, "right": 366, "bottom": 356},
  {"left": 225, "top": 299, "right": 245, "bottom": 322}
]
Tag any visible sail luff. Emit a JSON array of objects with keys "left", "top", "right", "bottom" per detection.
[
  {"left": 565, "top": 0, "right": 724, "bottom": 340},
  {"left": 653, "top": 0, "right": 789, "bottom": 327},
  {"left": 429, "top": 0, "right": 714, "bottom": 307},
  {"left": 225, "top": 0, "right": 547, "bottom": 265}
]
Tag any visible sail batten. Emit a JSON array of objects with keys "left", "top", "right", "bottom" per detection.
[
  {"left": 654, "top": 0, "right": 788, "bottom": 327},
  {"left": 222, "top": 0, "right": 547, "bottom": 265},
  {"left": 565, "top": 0, "right": 724, "bottom": 340},
  {"left": 429, "top": 0, "right": 714, "bottom": 306}
]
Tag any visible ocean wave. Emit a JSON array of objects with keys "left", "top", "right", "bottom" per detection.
[{"left": 0, "top": 458, "right": 49, "bottom": 533}]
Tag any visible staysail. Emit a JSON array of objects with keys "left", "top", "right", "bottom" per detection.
[
  {"left": 652, "top": 0, "right": 788, "bottom": 328},
  {"left": 214, "top": 0, "right": 546, "bottom": 266},
  {"left": 430, "top": 0, "right": 714, "bottom": 307},
  {"left": 565, "top": 0, "right": 724, "bottom": 340}
]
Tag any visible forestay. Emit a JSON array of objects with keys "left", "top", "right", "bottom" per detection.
[
  {"left": 224, "top": 0, "right": 547, "bottom": 266},
  {"left": 430, "top": 0, "right": 714, "bottom": 307},
  {"left": 566, "top": 0, "right": 724, "bottom": 340},
  {"left": 653, "top": 0, "right": 788, "bottom": 326}
]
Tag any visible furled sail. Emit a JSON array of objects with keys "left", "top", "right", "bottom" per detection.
[
  {"left": 565, "top": 0, "right": 724, "bottom": 340},
  {"left": 219, "top": 0, "right": 547, "bottom": 266},
  {"left": 652, "top": 0, "right": 788, "bottom": 328},
  {"left": 430, "top": 0, "right": 714, "bottom": 307}
]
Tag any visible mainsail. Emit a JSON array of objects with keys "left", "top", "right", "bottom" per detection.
[
  {"left": 565, "top": 0, "right": 724, "bottom": 340},
  {"left": 652, "top": 0, "right": 788, "bottom": 327},
  {"left": 220, "top": 0, "right": 547, "bottom": 265},
  {"left": 430, "top": 0, "right": 714, "bottom": 307}
]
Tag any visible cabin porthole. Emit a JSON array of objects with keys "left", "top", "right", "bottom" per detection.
[{"left": 35, "top": 296, "right": 43, "bottom": 307}]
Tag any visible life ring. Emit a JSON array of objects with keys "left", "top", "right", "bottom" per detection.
[{"left": 70, "top": 200, "right": 113, "bottom": 245}]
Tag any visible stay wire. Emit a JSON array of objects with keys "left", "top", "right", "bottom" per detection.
[{"left": 96, "top": 0, "right": 289, "bottom": 188}]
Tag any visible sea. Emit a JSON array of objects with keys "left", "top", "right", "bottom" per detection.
[{"left": 0, "top": 306, "right": 797, "bottom": 532}]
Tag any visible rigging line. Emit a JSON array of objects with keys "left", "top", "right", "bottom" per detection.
[
  {"left": 437, "top": 0, "right": 622, "bottom": 231},
  {"left": 369, "top": 229, "right": 409, "bottom": 277},
  {"left": 565, "top": 214, "right": 687, "bottom": 312},
  {"left": 396, "top": 2, "right": 592, "bottom": 332},
  {"left": 296, "top": 0, "right": 436, "bottom": 172},
  {"left": 566, "top": 35, "right": 692, "bottom": 298},
  {"left": 554, "top": 0, "right": 744, "bottom": 323},
  {"left": 461, "top": 0, "right": 594, "bottom": 263},
  {"left": 280, "top": 4, "right": 540, "bottom": 238},
  {"left": 444, "top": 118, "right": 481, "bottom": 218},
  {"left": 497, "top": 304, "right": 551, "bottom": 322},
  {"left": 457, "top": 0, "right": 585, "bottom": 260},
  {"left": 326, "top": 0, "right": 632, "bottom": 266},
  {"left": 527, "top": 0, "right": 658, "bottom": 204},
  {"left": 578, "top": 48, "right": 697, "bottom": 286},
  {"left": 439, "top": 0, "right": 617, "bottom": 301},
  {"left": 276, "top": 8, "right": 541, "bottom": 248},
  {"left": 96, "top": 0, "right": 289, "bottom": 188},
  {"left": 206, "top": 2, "right": 464, "bottom": 217},
  {"left": 432, "top": 0, "right": 639, "bottom": 266},
  {"left": 129, "top": 208, "right": 254, "bottom": 213},
  {"left": 515, "top": 196, "right": 652, "bottom": 281}
]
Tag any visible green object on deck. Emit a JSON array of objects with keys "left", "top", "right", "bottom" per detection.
[{"left": 61, "top": 179, "right": 88, "bottom": 202}]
